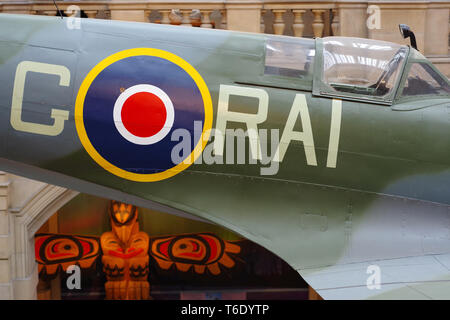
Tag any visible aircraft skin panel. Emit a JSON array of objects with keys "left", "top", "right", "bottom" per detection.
[{"left": 0, "top": 14, "right": 449, "bottom": 299}]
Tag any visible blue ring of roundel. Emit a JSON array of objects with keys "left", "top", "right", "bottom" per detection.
[{"left": 82, "top": 55, "right": 205, "bottom": 175}]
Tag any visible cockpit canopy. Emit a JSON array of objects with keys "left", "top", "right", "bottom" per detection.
[
  {"left": 262, "top": 35, "right": 449, "bottom": 104},
  {"left": 321, "top": 37, "right": 407, "bottom": 98}
]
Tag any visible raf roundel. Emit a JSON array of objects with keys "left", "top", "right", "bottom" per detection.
[{"left": 75, "top": 48, "right": 213, "bottom": 182}]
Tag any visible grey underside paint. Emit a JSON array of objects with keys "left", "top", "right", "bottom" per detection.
[{"left": 306, "top": 253, "right": 450, "bottom": 299}]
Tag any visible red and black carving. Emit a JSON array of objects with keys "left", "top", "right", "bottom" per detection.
[
  {"left": 35, "top": 233, "right": 100, "bottom": 277},
  {"left": 150, "top": 233, "right": 241, "bottom": 275}
]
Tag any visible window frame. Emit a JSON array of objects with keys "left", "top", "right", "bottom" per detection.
[{"left": 312, "top": 38, "right": 410, "bottom": 106}]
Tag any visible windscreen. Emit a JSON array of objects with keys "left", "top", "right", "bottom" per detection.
[{"left": 401, "top": 62, "right": 450, "bottom": 97}]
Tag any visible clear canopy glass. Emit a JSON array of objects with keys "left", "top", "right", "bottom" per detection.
[
  {"left": 265, "top": 36, "right": 315, "bottom": 79},
  {"left": 322, "top": 37, "right": 408, "bottom": 98},
  {"left": 401, "top": 62, "right": 450, "bottom": 97}
]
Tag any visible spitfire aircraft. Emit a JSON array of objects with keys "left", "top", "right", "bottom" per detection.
[{"left": 0, "top": 13, "right": 449, "bottom": 299}]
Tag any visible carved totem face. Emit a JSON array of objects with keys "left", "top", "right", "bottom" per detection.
[{"left": 109, "top": 200, "right": 138, "bottom": 245}]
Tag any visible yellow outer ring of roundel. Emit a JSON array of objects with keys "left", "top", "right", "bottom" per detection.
[{"left": 75, "top": 48, "right": 213, "bottom": 182}]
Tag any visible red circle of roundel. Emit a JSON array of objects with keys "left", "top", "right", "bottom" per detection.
[
  {"left": 121, "top": 91, "right": 167, "bottom": 138},
  {"left": 113, "top": 84, "right": 175, "bottom": 146}
]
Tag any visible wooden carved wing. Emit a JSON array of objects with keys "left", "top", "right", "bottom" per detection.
[
  {"left": 35, "top": 233, "right": 101, "bottom": 279},
  {"left": 149, "top": 233, "right": 242, "bottom": 275}
]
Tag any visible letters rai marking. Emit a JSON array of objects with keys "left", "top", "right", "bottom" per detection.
[{"left": 75, "top": 48, "right": 213, "bottom": 182}]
